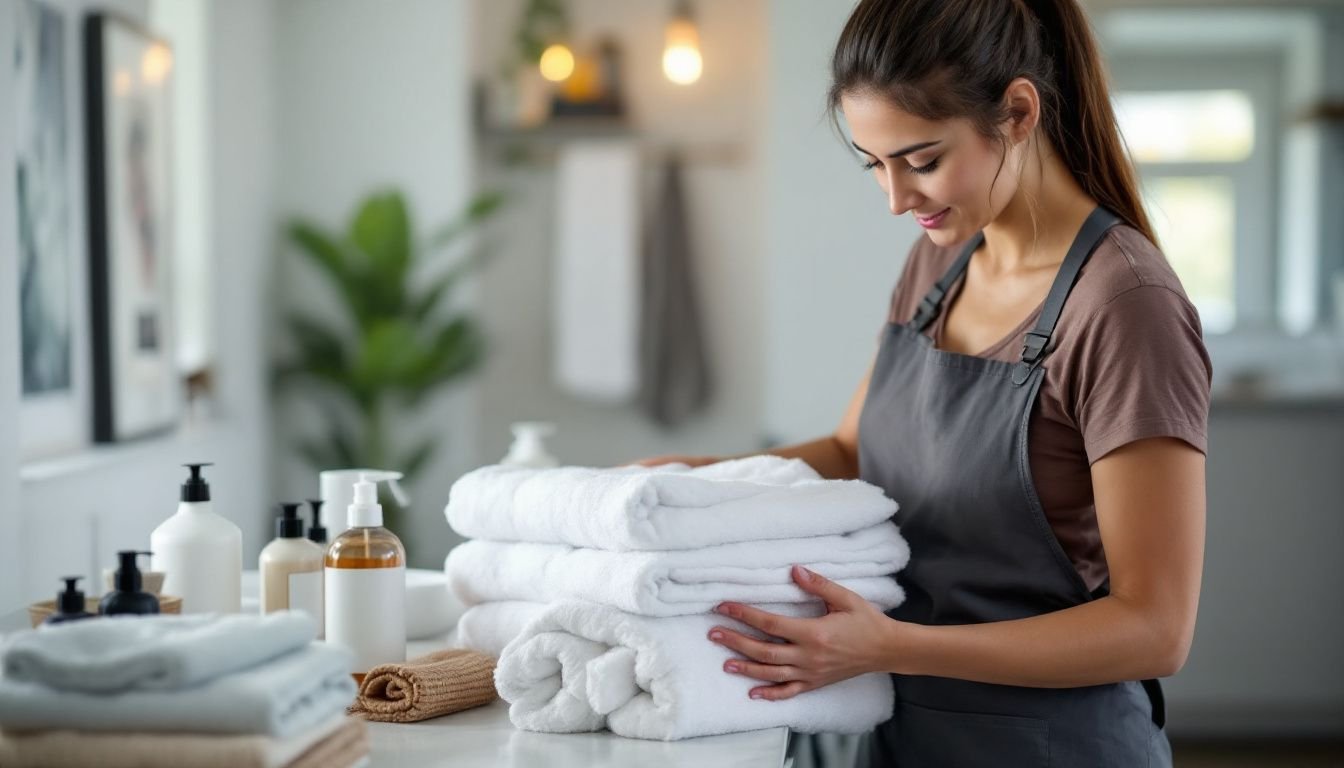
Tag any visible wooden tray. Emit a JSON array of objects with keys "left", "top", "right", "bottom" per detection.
[{"left": 27, "top": 595, "right": 183, "bottom": 627}]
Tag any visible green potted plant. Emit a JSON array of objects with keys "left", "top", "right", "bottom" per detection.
[{"left": 274, "top": 189, "right": 503, "bottom": 549}]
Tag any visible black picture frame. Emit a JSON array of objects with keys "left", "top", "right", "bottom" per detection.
[{"left": 84, "top": 12, "right": 179, "bottom": 443}]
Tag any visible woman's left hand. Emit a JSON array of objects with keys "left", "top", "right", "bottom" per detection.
[{"left": 707, "top": 565, "right": 900, "bottom": 701}]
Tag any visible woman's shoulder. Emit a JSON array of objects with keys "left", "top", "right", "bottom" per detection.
[{"left": 1064, "top": 223, "right": 1198, "bottom": 328}]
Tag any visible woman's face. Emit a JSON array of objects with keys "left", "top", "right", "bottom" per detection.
[{"left": 840, "top": 90, "right": 1022, "bottom": 247}]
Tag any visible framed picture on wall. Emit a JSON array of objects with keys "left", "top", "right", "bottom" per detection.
[
  {"left": 84, "top": 13, "right": 180, "bottom": 442},
  {"left": 15, "top": 0, "right": 87, "bottom": 459}
]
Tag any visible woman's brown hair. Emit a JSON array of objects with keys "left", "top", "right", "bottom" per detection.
[{"left": 828, "top": 0, "right": 1157, "bottom": 244}]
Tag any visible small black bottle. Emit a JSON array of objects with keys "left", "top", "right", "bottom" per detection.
[
  {"left": 45, "top": 576, "right": 97, "bottom": 625},
  {"left": 99, "top": 551, "right": 161, "bottom": 616},
  {"left": 305, "top": 499, "right": 328, "bottom": 545}
]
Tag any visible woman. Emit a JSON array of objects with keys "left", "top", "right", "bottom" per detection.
[{"left": 639, "top": 0, "right": 1211, "bottom": 764}]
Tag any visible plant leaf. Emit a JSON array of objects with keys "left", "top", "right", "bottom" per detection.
[
  {"left": 423, "top": 190, "right": 505, "bottom": 253},
  {"left": 349, "top": 192, "right": 410, "bottom": 320},
  {"left": 404, "top": 316, "right": 485, "bottom": 404},
  {"left": 288, "top": 219, "right": 374, "bottom": 329},
  {"left": 352, "top": 319, "right": 422, "bottom": 394},
  {"left": 409, "top": 247, "right": 491, "bottom": 323}
]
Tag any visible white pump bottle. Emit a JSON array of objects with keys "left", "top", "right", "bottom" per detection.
[{"left": 151, "top": 463, "right": 242, "bottom": 614}]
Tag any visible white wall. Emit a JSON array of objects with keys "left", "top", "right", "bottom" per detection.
[
  {"left": 762, "top": 0, "right": 925, "bottom": 445},
  {"left": 469, "top": 0, "right": 769, "bottom": 472},
  {"left": 270, "top": 0, "right": 475, "bottom": 569},
  {"left": 2, "top": 0, "right": 275, "bottom": 612}
]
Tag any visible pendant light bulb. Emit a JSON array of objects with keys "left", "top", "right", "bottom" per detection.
[
  {"left": 662, "top": 2, "right": 702, "bottom": 85},
  {"left": 539, "top": 43, "right": 576, "bottom": 82}
]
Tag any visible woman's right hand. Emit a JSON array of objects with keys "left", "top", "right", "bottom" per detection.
[{"left": 631, "top": 454, "right": 722, "bottom": 468}]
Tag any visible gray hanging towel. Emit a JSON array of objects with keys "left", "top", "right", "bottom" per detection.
[{"left": 638, "top": 154, "right": 712, "bottom": 427}]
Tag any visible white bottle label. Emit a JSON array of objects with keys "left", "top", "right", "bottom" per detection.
[
  {"left": 288, "top": 570, "right": 323, "bottom": 627},
  {"left": 324, "top": 566, "right": 405, "bottom": 674}
]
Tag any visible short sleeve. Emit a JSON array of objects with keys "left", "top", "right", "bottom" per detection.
[{"left": 1067, "top": 285, "right": 1213, "bottom": 463}]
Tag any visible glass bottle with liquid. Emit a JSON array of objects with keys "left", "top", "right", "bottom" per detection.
[{"left": 323, "top": 473, "right": 406, "bottom": 683}]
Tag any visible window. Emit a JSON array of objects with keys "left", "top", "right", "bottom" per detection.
[{"left": 1111, "top": 55, "right": 1280, "bottom": 336}]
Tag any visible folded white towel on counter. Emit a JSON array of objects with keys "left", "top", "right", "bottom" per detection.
[
  {"left": 494, "top": 600, "right": 896, "bottom": 740},
  {"left": 0, "top": 642, "right": 355, "bottom": 738},
  {"left": 455, "top": 601, "right": 547, "bottom": 658},
  {"left": 445, "top": 455, "right": 898, "bottom": 550},
  {"left": 446, "top": 523, "right": 909, "bottom": 616},
  {"left": 2, "top": 612, "right": 316, "bottom": 693}
]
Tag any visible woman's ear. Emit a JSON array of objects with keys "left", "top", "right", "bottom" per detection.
[{"left": 1000, "top": 77, "right": 1041, "bottom": 144}]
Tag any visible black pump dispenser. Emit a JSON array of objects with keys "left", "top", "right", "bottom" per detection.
[
  {"left": 100, "top": 551, "right": 160, "bottom": 615},
  {"left": 45, "top": 576, "right": 96, "bottom": 624},
  {"left": 276, "top": 503, "right": 305, "bottom": 538},
  {"left": 181, "top": 463, "right": 213, "bottom": 502},
  {"left": 57, "top": 576, "right": 85, "bottom": 612},
  {"left": 305, "top": 499, "right": 327, "bottom": 544}
]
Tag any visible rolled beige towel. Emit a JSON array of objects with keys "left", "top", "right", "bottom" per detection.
[{"left": 349, "top": 649, "right": 496, "bottom": 723}]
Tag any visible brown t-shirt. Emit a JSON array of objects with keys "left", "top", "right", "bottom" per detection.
[{"left": 883, "top": 225, "right": 1212, "bottom": 591}]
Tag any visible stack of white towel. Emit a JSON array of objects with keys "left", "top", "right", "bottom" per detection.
[
  {"left": 444, "top": 455, "right": 908, "bottom": 741},
  {"left": 0, "top": 613, "right": 367, "bottom": 768}
]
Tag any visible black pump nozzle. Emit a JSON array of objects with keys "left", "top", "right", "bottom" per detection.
[
  {"left": 181, "top": 463, "right": 214, "bottom": 502},
  {"left": 57, "top": 576, "right": 86, "bottom": 613},
  {"left": 305, "top": 499, "right": 327, "bottom": 544},
  {"left": 276, "top": 502, "right": 305, "bottom": 538},
  {"left": 113, "top": 550, "right": 152, "bottom": 592}
]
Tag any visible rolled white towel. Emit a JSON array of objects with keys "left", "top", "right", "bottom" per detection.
[
  {"left": 445, "top": 523, "right": 909, "bottom": 616},
  {"left": 494, "top": 600, "right": 896, "bottom": 740},
  {"left": 444, "top": 455, "right": 897, "bottom": 550}
]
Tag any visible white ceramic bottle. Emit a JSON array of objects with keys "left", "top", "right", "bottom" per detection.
[
  {"left": 500, "top": 421, "right": 559, "bottom": 468},
  {"left": 259, "top": 502, "right": 325, "bottom": 622},
  {"left": 324, "top": 473, "right": 405, "bottom": 681},
  {"left": 151, "top": 463, "right": 242, "bottom": 614}
]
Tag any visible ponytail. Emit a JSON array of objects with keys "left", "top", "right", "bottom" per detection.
[{"left": 1023, "top": 0, "right": 1156, "bottom": 244}]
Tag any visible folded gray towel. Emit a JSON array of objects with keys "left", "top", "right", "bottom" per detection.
[
  {"left": 0, "top": 642, "right": 355, "bottom": 738},
  {"left": 2, "top": 612, "right": 315, "bottom": 692}
]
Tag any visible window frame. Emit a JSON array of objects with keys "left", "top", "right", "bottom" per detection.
[{"left": 1109, "top": 53, "right": 1283, "bottom": 335}]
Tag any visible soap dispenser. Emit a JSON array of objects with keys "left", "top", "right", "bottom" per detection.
[
  {"left": 325, "top": 473, "right": 406, "bottom": 681},
  {"left": 260, "top": 503, "right": 325, "bottom": 620},
  {"left": 501, "top": 421, "right": 559, "bottom": 468},
  {"left": 151, "top": 463, "right": 242, "bottom": 614},
  {"left": 100, "top": 552, "right": 160, "bottom": 615},
  {"left": 304, "top": 499, "right": 328, "bottom": 545},
  {"left": 45, "top": 576, "right": 97, "bottom": 624}
]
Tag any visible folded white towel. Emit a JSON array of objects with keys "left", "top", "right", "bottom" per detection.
[
  {"left": 445, "top": 456, "right": 898, "bottom": 550},
  {"left": 455, "top": 601, "right": 548, "bottom": 657},
  {"left": 494, "top": 600, "right": 895, "bottom": 740},
  {"left": 2, "top": 612, "right": 316, "bottom": 693},
  {"left": 0, "top": 642, "right": 356, "bottom": 738},
  {"left": 446, "top": 523, "right": 909, "bottom": 616}
]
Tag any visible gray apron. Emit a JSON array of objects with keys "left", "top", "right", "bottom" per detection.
[{"left": 856, "top": 208, "right": 1172, "bottom": 767}]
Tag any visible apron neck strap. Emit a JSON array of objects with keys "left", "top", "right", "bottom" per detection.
[
  {"left": 1011, "top": 206, "right": 1121, "bottom": 385},
  {"left": 905, "top": 208, "right": 1122, "bottom": 385},
  {"left": 909, "top": 232, "right": 983, "bottom": 333}
]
